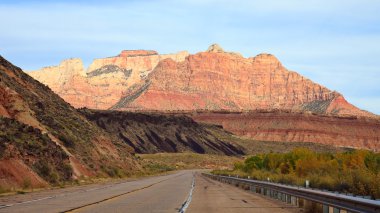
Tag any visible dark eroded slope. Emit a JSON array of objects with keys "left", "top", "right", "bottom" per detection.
[{"left": 80, "top": 109, "right": 245, "bottom": 156}]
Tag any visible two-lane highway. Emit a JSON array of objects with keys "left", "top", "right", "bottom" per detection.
[
  {"left": 73, "top": 172, "right": 194, "bottom": 212},
  {"left": 0, "top": 170, "right": 300, "bottom": 213},
  {"left": 0, "top": 171, "right": 193, "bottom": 213}
]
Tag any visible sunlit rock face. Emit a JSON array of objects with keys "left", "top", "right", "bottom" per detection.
[
  {"left": 28, "top": 50, "right": 189, "bottom": 109},
  {"left": 28, "top": 44, "right": 373, "bottom": 118}
]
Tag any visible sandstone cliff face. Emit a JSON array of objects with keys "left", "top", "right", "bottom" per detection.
[
  {"left": 29, "top": 50, "right": 189, "bottom": 109},
  {"left": 29, "top": 58, "right": 85, "bottom": 91},
  {"left": 28, "top": 45, "right": 374, "bottom": 118},
  {"left": 116, "top": 46, "right": 372, "bottom": 117}
]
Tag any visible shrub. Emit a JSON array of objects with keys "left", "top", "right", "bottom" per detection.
[
  {"left": 144, "top": 163, "right": 174, "bottom": 173},
  {"left": 58, "top": 134, "right": 75, "bottom": 148},
  {"left": 103, "top": 166, "right": 125, "bottom": 178},
  {"left": 61, "top": 163, "right": 73, "bottom": 180},
  {"left": 22, "top": 178, "right": 32, "bottom": 189},
  {"left": 215, "top": 148, "right": 380, "bottom": 199},
  {"left": 243, "top": 156, "right": 263, "bottom": 172},
  {"left": 33, "top": 161, "right": 59, "bottom": 184}
]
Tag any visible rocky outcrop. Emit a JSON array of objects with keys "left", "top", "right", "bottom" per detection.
[
  {"left": 28, "top": 50, "right": 189, "bottom": 109},
  {"left": 206, "top": 43, "right": 242, "bottom": 57},
  {"left": 207, "top": 43, "right": 225, "bottom": 53},
  {"left": 192, "top": 111, "right": 380, "bottom": 151},
  {"left": 28, "top": 58, "right": 85, "bottom": 92},
  {"left": 28, "top": 45, "right": 374, "bottom": 118}
]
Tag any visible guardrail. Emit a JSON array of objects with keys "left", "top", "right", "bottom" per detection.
[{"left": 203, "top": 173, "right": 380, "bottom": 213}]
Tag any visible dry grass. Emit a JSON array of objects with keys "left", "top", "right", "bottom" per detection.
[{"left": 137, "top": 153, "right": 243, "bottom": 171}]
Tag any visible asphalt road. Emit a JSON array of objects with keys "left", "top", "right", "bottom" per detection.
[
  {"left": 0, "top": 170, "right": 301, "bottom": 213},
  {"left": 188, "top": 173, "right": 301, "bottom": 213}
]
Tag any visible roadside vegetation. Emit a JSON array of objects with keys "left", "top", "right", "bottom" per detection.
[
  {"left": 213, "top": 148, "right": 380, "bottom": 199},
  {"left": 137, "top": 153, "right": 242, "bottom": 171},
  {"left": 0, "top": 117, "right": 72, "bottom": 187}
]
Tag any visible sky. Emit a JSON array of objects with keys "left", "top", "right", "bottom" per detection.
[{"left": 0, "top": 0, "right": 379, "bottom": 114}]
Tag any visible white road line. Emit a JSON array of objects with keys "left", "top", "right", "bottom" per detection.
[
  {"left": 178, "top": 173, "right": 195, "bottom": 213},
  {"left": 0, "top": 196, "right": 55, "bottom": 209},
  {"left": 0, "top": 182, "right": 126, "bottom": 209}
]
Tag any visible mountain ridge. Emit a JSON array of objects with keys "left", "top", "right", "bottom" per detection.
[
  {"left": 27, "top": 44, "right": 375, "bottom": 118},
  {"left": 24, "top": 45, "right": 380, "bottom": 151}
]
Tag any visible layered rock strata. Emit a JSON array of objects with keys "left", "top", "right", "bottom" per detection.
[
  {"left": 29, "top": 50, "right": 189, "bottom": 109},
  {"left": 192, "top": 111, "right": 380, "bottom": 151},
  {"left": 28, "top": 44, "right": 374, "bottom": 117}
]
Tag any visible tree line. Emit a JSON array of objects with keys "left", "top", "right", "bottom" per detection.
[{"left": 213, "top": 148, "right": 380, "bottom": 199}]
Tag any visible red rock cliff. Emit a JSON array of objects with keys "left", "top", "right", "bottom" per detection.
[
  {"left": 28, "top": 50, "right": 189, "bottom": 109},
  {"left": 28, "top": 44, "right": 374, "bottom": 117},
  {"left": 114, "top": 45, "right": 373, "bottom": 117}
]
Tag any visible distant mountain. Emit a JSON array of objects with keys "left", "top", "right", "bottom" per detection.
[
  {"left": 28, "top": 50, "right": 189, "bottom": 109},
  {"left": 29, "top": 44, "right": 374, "bottom": 118},
  {"left": 26, "top": 45, "right": 380, "bottom": 151},
  {"left": 0, "top": 56, "right": 139, "bottom": 189},
  {"left": 0, "top": 55, "right": 250, "bottom": 190}
]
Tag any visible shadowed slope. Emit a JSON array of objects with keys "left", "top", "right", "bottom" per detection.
[{"left": 79, "top": 109, "right": 245, "bottom": 156}]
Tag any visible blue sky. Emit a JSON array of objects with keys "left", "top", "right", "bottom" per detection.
[{"left": 1, "top": 0, "right": 379, "bottom": 114}]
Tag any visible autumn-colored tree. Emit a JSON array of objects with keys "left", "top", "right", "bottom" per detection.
[{"left": 218, "top": 148, "right": 380, "bottom": 199}]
